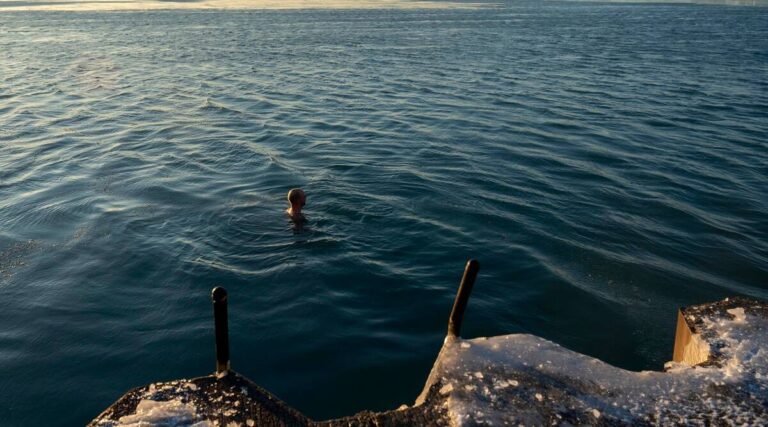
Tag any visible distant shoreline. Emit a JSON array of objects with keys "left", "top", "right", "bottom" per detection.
[
  {"left": 1, "top": 0, "right": 765, "bottom": 12},
  {"left": 565, "top": 0, "right": 767, "bottom": 6},
  {"left": 0, "top": 0, "right": 493, "bottom": 12}
]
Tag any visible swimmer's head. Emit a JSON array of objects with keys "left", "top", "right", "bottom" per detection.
[{"left": 286, "top": 188, "right": 306, "bottom": 216}]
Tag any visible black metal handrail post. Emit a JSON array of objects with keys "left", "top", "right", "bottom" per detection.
[
  {"left": 212, "top": 286, "right": 230, "bottom": 374},
  {"left": 447, "top": 259, "right": 480, "bottom": 338}
]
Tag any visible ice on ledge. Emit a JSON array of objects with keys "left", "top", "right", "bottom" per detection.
[
  {"left": 417, "top": 301, "right": 768, "bottom": 426},
  {"left": 101, "top": 396, "right": 211, "bottom": 427}
]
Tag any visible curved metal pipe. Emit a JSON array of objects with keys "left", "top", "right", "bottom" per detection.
[
  {"left": 212, "top": 286, "right": 230, "bottom": 374},
  {"left": 447, "top": 259, "right": 480, "bottom": 338}
]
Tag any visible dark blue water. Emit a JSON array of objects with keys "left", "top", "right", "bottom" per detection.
[{"left": 1, "top": 2, "right": 767, "bottom": 425}]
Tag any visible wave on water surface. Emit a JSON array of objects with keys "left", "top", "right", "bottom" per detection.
[{"left": 0, "top": 3, "right": 767, "bottom": 426}]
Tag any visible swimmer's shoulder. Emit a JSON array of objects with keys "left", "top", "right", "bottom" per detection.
[{"left": 286, "top": 211, "right": 306, "bottom": 222}]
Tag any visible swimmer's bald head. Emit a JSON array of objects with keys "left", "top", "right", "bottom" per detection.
[
  {"left": 286, "top": 188, "right": 306, "bottom": 219},
  {"left": 287, "top": 188, "right": 305, "bottom": 207}
]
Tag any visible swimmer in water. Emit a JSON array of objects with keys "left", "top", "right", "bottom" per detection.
[{"left": 285, "top": 188, "right": 306, "bottom": 222}]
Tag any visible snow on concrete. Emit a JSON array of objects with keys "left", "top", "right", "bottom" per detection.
[
  {"left": 418, "top": 305, "right": 768, "bottom": 426},
  {"left": 111, "top": 398, "right": 211, "bottom": 427},
  {"left": 96, "top": 381, "right": 213, "bottom": 427}
]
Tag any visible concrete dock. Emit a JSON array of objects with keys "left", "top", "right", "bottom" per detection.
[{"left": 90, "top": 263, "right": 767, "bottom": 426}]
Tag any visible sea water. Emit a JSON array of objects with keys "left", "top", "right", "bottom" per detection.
[{"left": 0, "top": 2, "right": 766, "bottom": 425}]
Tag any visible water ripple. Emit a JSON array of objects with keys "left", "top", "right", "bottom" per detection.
[{"left": 1, "top": 3, "right": 767, "bottom": 426}]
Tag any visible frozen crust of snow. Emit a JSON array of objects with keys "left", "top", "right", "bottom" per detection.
[
  {"left": 418, "top": 301, "right": 768, "bottom": 426},
  {"left": 96, "top": 382, "right": 213, "bottom": 427},
  {"left": 90, "top": 372, "right": 315, "bottom": 427},
  {"left": 112, "top": 399, "right": 211, "bottom": 427}
]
